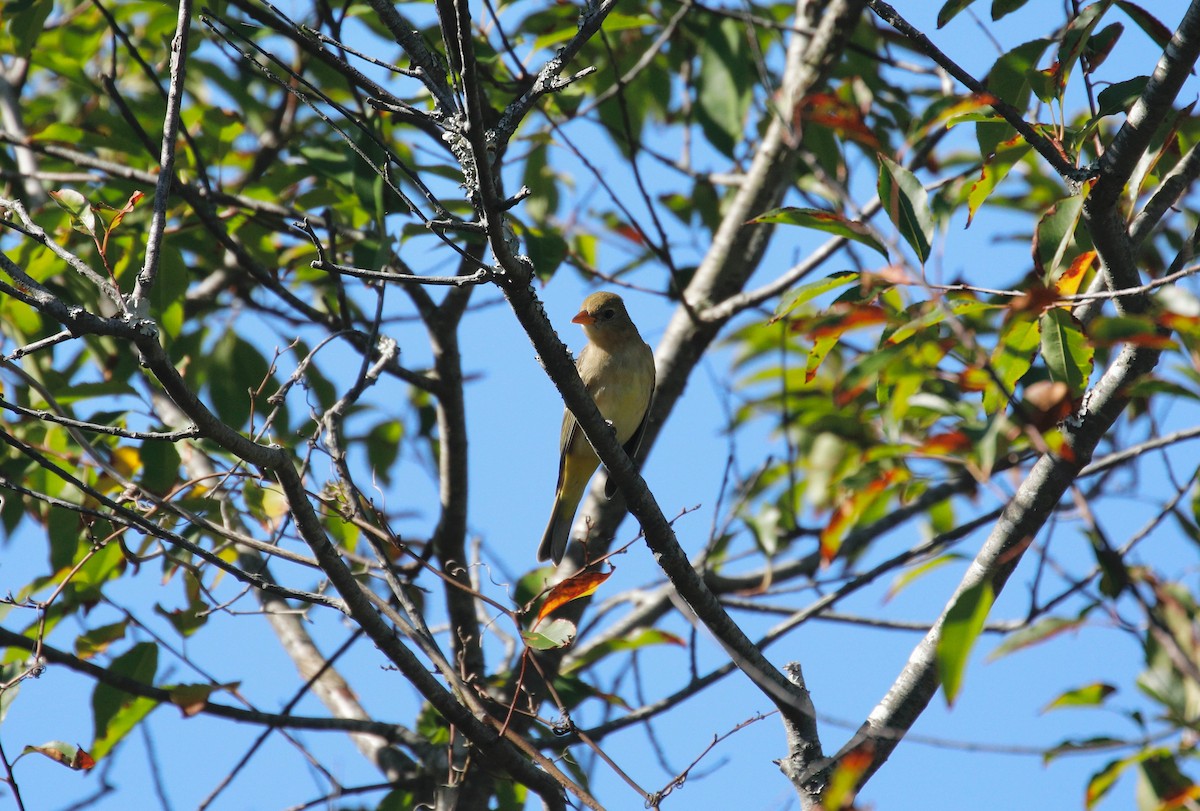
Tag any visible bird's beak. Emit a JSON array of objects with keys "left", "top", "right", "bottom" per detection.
[{"left": 572, "top": 309, "right": 595, "bottom": 325}]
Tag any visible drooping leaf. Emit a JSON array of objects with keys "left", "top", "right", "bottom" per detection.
[
  {"left": 1086, "top": 754, "right": 1139, "bottom": 809},
  {"left": 1139, "top": 751, "right": 1200, "bottom": 809},
  {"left": 1056, "top": 1, "right": 1114, "bottom": 90},
  {"left": 695, "top": 18, "right": 752, "bottom": 157},
  {"left": 1095, "top": 75, "right": 1151, "bottom": 119},
  {"left": 983, "top": 312, "right": 1041, "bottom": 414},
  {"left": 1088, "top": 315, "right": 1175, "bottom": 349},
  {"left": 74, "top": 621, "right": 129, "bottom": 660},
  {"left": 92, "top": 642, "right": 159, "bottom": 760},
  {"left": 937, "top": 0, "right": 978, "bottom": 28},
  {"left": 991, "top": 0, "right": 1032, "bottom": 20},
  {"left": 938, "top": 579, "right": 995, "bottom": 705},
  {"left": 167, "top": 683, "right": 238, "bottom": 717},
  {"left": 49, "top": 188, "right": 97, "bottom": 238},
  {"left": 1115, "top": 1, "right": 1173, "bottom": 49},
  {"left": 820, "top": 468, "right": 906, "bottom": 563},
  {"left": 5, "top": 0, "right": 53, "bottom": 58},
  {"left": 1033, "top": 183, "right": 1093, "bottom": 281},
  {"left": 877, "top": 154, "right": 934, "bottom": 264},
  {"left": 1040, "top": 307, "right": 1094, "bottom": 394},
  {"left": 886, "top": 553, "right": 965, "bottom": 601}
]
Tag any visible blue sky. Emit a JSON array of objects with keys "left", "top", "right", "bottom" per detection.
[{"left": 4, "top": 1, "right": 1200, "bottom": 809}]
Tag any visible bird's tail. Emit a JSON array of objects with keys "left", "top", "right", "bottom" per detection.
[{"left": 537, "top": 510, "right": 571, "bottom": 565}]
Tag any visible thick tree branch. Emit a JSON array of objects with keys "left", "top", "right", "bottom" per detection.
[{"left": 1090, "top": 1, "right": 1200, "bottom": 212}]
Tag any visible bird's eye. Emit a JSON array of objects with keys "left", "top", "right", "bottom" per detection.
[{"left": 602, "top": 308, "right": 615, "bottom": 320}]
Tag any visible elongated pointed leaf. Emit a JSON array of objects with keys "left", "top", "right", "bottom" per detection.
[
  {"left": 1042, "top": 682, "right": 1117, "bottom": 712},
  {"left": 983, "top": 313, "right": 1041, "bottom": 414},
  {"left": 938, "top": 0, "right": 978, "bottom": 28},
  {"left": 988, "top": 615, "right": 1086, "bottom": 660},
  {"left": 774, "top": 271, "right": 860, "bottom": 320},
  {"left": 1034, "top": 181, "right": 1093, "bottom": 280},
  {"left": 938, "top": 580, "right": 995, "bottom": 705},
  {"left": 967, "top": 136, "right": 1033, "bottom": 226},
  {"left": 1041, "top": 308, "right": 1094, "bottom": 394},
  {"left": 750, "top": 208, "right": 887, "bottom": 258},
  {"left": 877, "top": 155, "right": 934, "bottom": 264},
  {"left": 92, "top": 642, "right": 159, "bottom": 760}
]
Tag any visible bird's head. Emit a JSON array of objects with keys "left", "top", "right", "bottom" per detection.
[{"left": 572, "top": 291, "right": 641, "bottom": 349}]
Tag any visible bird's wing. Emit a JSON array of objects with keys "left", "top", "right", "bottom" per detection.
[
  {"left": 605, "top": 358, "right": 655, "bottom": 500},
  {"left": 554, "top": 409, "right": 578, "bottom": 494}
]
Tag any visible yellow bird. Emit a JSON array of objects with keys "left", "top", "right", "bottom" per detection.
[{"left": 538, "top": 291, "right": 656, "bottom": 564}]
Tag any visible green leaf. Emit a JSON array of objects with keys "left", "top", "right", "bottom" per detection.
[
  {"left": 208, "top": 331, "right": 272, "bottom": 429},
  {"left": 521, "top": 618, "right": 576, "bottom": 650},
  {"left": 774, "top": 272, "right": 860, "bottom": 320},
  {"left": 877, "top": 154, "right": 934, "bottom": 264},
  {"left": 1086, "top": 754, "right": 1139, "bottom": 808},
  {"left": 967, "top": 136, "right": 1033, "bottom": 226},
  {"left": 92, "top": 642, "right": 159, "bottom": 760},
  {"left": 988, "top": 615, "right": 1086, "bottom": 660},
  {"left": 1034, "top": 189, "right": 1090, "bottom": 280},
  {"left": 750, "top": 208, "right": 888, "bottom": 258},
  {"left": 1057, "top": 1, "right": 1113, "bottom": 89},
  {"left": 937, "top": 0, "right": 978, "bottom": 27},
  {"left": 1083, "top": 22, "right": 1124, "bottom": 73},
  {"left": 377, "top": 789, "right": 419, "bottom": 811},
  {"left": 1098, "top": 76, "right": 1150, "bottom": 118},
  {"left": 1042, "top": 736, "right": 1125, "bottom": 764},
  {"left": 696, "top": 18, "right": 752, "bottom": 157},
  {"left": 984, "top": 38, "right": 1052, "bottom": 108},
  {"left": 49, "top": 188, "right": 96, "bottom": 238},
  {"left": 886, "top": 554, "right": 965, "bottom": 601},
  {"left": 563, "top": 628, "right": 686, "bottom": 674},
  {"left": 5, "top": 0, "right": 53, "bottom": 58},
  {"left": 139, "top": 440, "right": 180, "bottom": 496},
  {"left": 983, "top": 313, "right": 1041, "bottom": 414},
  {"left": 1115, "top": 1, "right": 1173, "bottom": 49},
  {"left": 365, "top": 419, "right": 404, "bottom": 486},
  {"left": 74, "top": 621, "right": 129, "bottom": 659},
  {"left": 1138, "top": 750, "right": 1196, "bottom": 807},
  {"left": 937, "top": 580, "right": 995, "bottom": 705},
  {"left": 1042, "top": 682, "right": 1117, "bottom": 712},
  {"left": 524, "top": 226, "right": 568, "bottom": 281},
  {"left": 991, "top": 0, "right": 1032, "bottom": 20},
  {"left": 1040, "top": 308, "right": 1094, "bottom": 394},
  {"left": 0, "top": 662, "right": 24, "bottom": 724},
  {"left": 19, "top": 741, "right": 95, "bottom": 771}
]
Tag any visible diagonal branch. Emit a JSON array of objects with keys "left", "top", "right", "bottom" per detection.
[
  {"left": 863, "top": 0, "right": 1091, "bottom": 183},
  {"left": 132, "top": 0, "right": 192, "bottom": 310}
]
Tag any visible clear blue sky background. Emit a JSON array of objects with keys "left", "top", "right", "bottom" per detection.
[{"left": 3, "top": 2, "right": 1198, "bottom": 809}]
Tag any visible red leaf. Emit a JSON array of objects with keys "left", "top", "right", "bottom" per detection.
[{"left": 535, "top": 568, "right": 612, "bottom": 626}]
